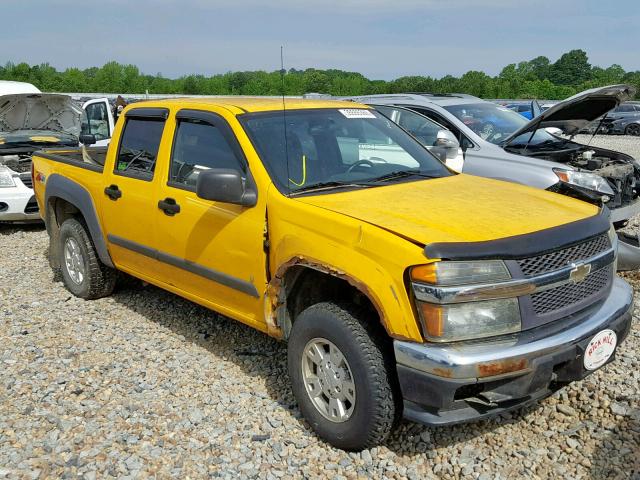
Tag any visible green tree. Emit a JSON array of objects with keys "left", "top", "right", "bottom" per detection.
[{"left": 549, "top": 49, "right": 592, "bottom": 85}]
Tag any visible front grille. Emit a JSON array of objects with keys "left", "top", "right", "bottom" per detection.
[
  {"left": 517, "top": 234, "right": 610, "bottom": 277},
  {"left": 19, "top": 172, "right": 33, "bottom": 189},
  {"left": 530, "top": 267, "right": 611, "bottom": 315},
  {"left": 23, "top": 196, "right": 39, "bottom": 214}
]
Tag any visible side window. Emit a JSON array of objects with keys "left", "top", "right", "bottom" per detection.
[
  {"left": 82, "top": 102, "right": 110, "bottom": 140},
  {"left": 115, "top": 118, "right": 166, "bottom": 179},
  {"left": 411, "top": 107, "right": 474, "bottom": 150},
  {"left": 376, "top": 106, "right": 441, "bottom": 146},
  {"left": 169, "top": 120, "right": 243, "bottom": 189}
]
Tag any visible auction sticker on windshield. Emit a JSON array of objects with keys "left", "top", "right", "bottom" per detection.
[
  {"left": 584, "top": 329, "right": 617, "bottom": 370},
  {"left": 339, "top": 109, "right": 376, "bottom": 119}
]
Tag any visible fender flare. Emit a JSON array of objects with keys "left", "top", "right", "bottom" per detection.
[{"left": 44, "top": 173, "right": 114, "bottom": 268}]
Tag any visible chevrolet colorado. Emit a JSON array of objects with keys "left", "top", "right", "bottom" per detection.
[{"left": 31, "top": 97, "right": 633, "bottom": 450}]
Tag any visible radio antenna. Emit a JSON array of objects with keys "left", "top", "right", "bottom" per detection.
[{"left": 280, "top": 46, "right": 291, "bottom": 194}]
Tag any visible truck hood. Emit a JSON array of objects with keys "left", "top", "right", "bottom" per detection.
[
  {"left": 296, "top": 174, "right": 598, "bottom": 246},
  {"left": 502, "top": 84, "right": 637, "bottom": 143},
  {"left": 0, "top": 93, "right": 82, "bottom": 140}
]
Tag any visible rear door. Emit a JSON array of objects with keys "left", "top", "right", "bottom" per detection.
[
  {"left": 101, "top": 108, "right": 169, "bottom": 277},
  {"left": 82, "top": 99, "right": 115, "bottom": 146},
  {"left": 152, "top": 109, "right": 267, "bottom": 328}
]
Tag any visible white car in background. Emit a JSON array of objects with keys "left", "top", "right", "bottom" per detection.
[{"left": 0, "top": 81, "right": 113, "bottom": 222}]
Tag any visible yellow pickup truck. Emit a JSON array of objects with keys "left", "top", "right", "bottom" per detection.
[{"left": 31, "top": 98, "right": 633, "bottom": 450}]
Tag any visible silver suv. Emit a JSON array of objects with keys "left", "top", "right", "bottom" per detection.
[{"left": 345, "top": 85, "right": 640, "bottom": 269}]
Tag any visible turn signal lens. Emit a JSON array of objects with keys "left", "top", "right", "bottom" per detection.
[{"left": 411, "top": 260, "right": 510, "bottom": 286}]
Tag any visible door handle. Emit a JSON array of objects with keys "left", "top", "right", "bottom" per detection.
[
  {"left": 104, "top": 184, "right": 122, "bottom": 200},
  {"left": 158, "top": 197, "right": 180, "bottom": 216}
]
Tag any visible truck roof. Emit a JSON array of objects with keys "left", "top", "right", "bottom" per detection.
[{"left": 125, "top": 96, "right": 367, "bottom": 114}]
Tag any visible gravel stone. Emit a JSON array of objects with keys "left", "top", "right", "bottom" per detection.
[
  {"left": 0, "top": 134, "right": 638, "bottom": 479},
  {"left": 557, "top": 404, "right": 578, "bottom": 417}
]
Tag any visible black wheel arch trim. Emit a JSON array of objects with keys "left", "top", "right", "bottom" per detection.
[
  {"left": 107, "top": 234, "right": 260, "bottom": 298},
  {"left": 424, "top": 207, "right": 611, "bottom": 260},
  {"left": 44, "top": 174, "right": 114, "bottom": 268}
]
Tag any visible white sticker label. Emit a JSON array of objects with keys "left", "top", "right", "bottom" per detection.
[
  {"left": 584, "top": 329, "right": 617, "bottom": 371},
  {"left": 339, "top": 109, "right": 376, "bottom": 119}
]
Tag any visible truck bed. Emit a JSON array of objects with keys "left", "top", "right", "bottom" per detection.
[{"left": 34, "top": 146, "right": 108, "bottom": 172}]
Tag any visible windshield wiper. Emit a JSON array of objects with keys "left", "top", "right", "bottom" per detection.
[
  {"left": 289, "top": 181, "right": 372, "bottom": 196},
  {"left": 367, "top": 170, "right": 439, "bottom": 183}
]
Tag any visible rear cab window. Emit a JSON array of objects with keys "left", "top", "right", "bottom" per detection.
[{"left": 115, "top": 112, "right": 167, "bottom": 180}]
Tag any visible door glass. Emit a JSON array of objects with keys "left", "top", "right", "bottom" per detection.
[
  {"left": 82, "top": 102, "right": 111, "bottom": 140},
  {"left": 411, "top": 107, "right": 474, "bottom": 149},
  {"left": 170, "top": 121, "right": 243, "bottom": 188},
  {"left": 115, "top": 118, "right": 166, "bottom": 179},
  {"left": 376, "top": 106, "right": 441, "bottom": 146}
]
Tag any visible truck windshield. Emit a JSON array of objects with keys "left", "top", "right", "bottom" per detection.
[{"left": 240, "top": 108, "right": 452, "bottom": 194}]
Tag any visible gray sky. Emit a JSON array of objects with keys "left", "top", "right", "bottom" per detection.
[{"left": 1, "top": 0, "right": 638, "bottom": 80}]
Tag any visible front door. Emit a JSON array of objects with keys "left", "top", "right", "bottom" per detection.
[
  {"left": 101, "top": 108, "right": 169, "bottom": 277},
  {"left": 152, "top": 109, "right": 267, "bottom": 328},
  {"left": 82, "top": 99, "right": 115, "bottom": 146}
]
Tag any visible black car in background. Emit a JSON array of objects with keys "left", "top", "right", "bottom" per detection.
[{"left": 601, "top": 102, "right": 640, "bottom": 136}]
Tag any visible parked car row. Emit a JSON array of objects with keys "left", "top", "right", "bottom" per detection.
[
  {"left": 26, "top": 94, "right": 633, "bottom": 450},
  {"left": 0, "top": 81, "right": 113, "bottom": 222}
]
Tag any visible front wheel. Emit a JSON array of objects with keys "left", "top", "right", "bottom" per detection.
[
  {"left": 625, "top": 123, "right": 640, "bottom": 136},
  {"left": 287, "top": 302, "right": 400, "bottom": 450},
  {"left": 58, "top": 218, "right": 117, "bottom": 299}
]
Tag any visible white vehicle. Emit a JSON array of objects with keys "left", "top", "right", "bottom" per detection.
[{"left": 0, "top": 82, "right": 113, "bottom": 221}]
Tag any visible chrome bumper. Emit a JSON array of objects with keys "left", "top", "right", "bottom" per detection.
[{"left": 395, "top": 276, "right": 633, "bottom": 380}]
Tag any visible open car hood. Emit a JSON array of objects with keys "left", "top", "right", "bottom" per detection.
[
  {"left": 0, "top": 93, "right": 82, "bottom": 138},
  {"left": 502, "top": 84, "right": 637, "bottom": 145}
]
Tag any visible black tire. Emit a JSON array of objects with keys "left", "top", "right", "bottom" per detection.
[
  {"left": 625, "top": 123, "right": 640, "bottom": 136},
  {"left": 287, "top": 302, "right": 400, "bottom": 450},
  {"left": 58, "top": 217, "right": 116, "bottom": 299}
]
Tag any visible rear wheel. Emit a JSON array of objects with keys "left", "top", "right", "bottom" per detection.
[
  {"left": 58, "top": 218, "right": 116, "bottom": 299},
  {"left": 625, "top": 124, "right": 640, "bottom": 136},
  {"left": 288, "top": 302, "right": 400, "bottom": 450}
]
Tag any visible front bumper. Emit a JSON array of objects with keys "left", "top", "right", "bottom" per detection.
[
  {"left": 395, "top": 276, "right": 634, "bottom": 426},
  {"left": 0, "top": 184, "right": 40, "bottom": 222},
  {"left": 610, "top": 197, "right": 640, "bottom": 224}
]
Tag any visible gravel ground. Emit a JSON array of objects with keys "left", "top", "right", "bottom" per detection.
[
  {"left": 1, "top": 135, "right": 639, "bottom": 479},
  {"left": 574, "top": 134, "right": 640, "bottom": 160}
]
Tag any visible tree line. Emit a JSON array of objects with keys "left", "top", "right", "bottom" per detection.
[{"left": 1, "top": 49, "right": 638, "bottom": 100}]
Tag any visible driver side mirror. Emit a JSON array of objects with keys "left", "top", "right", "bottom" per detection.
[
  {"left": 435, "top": 129, "right": 460, "bottom": 159},
  {"left": 196, "top": 168, "right": 257, "bottom": 207},
  {"left": 79, "top": 134, "right": 96, "bottom": 146}
]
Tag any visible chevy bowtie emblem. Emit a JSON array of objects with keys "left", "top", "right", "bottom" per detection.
[{"left": 569, "top": 262, "right": 591, "bottom": 283}]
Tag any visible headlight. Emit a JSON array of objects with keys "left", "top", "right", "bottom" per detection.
[
  {"left": 417, "top": 299, "right": 521, "bottom": 342},
  {"left": 553, "top": 168, "right": 614, "bottom": 195},
  {"left": 0, "top": 167, "right": 16, "bottom": 188},
  {"left": 411, "top": 261, "right": 521, "bottom": 342}
]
